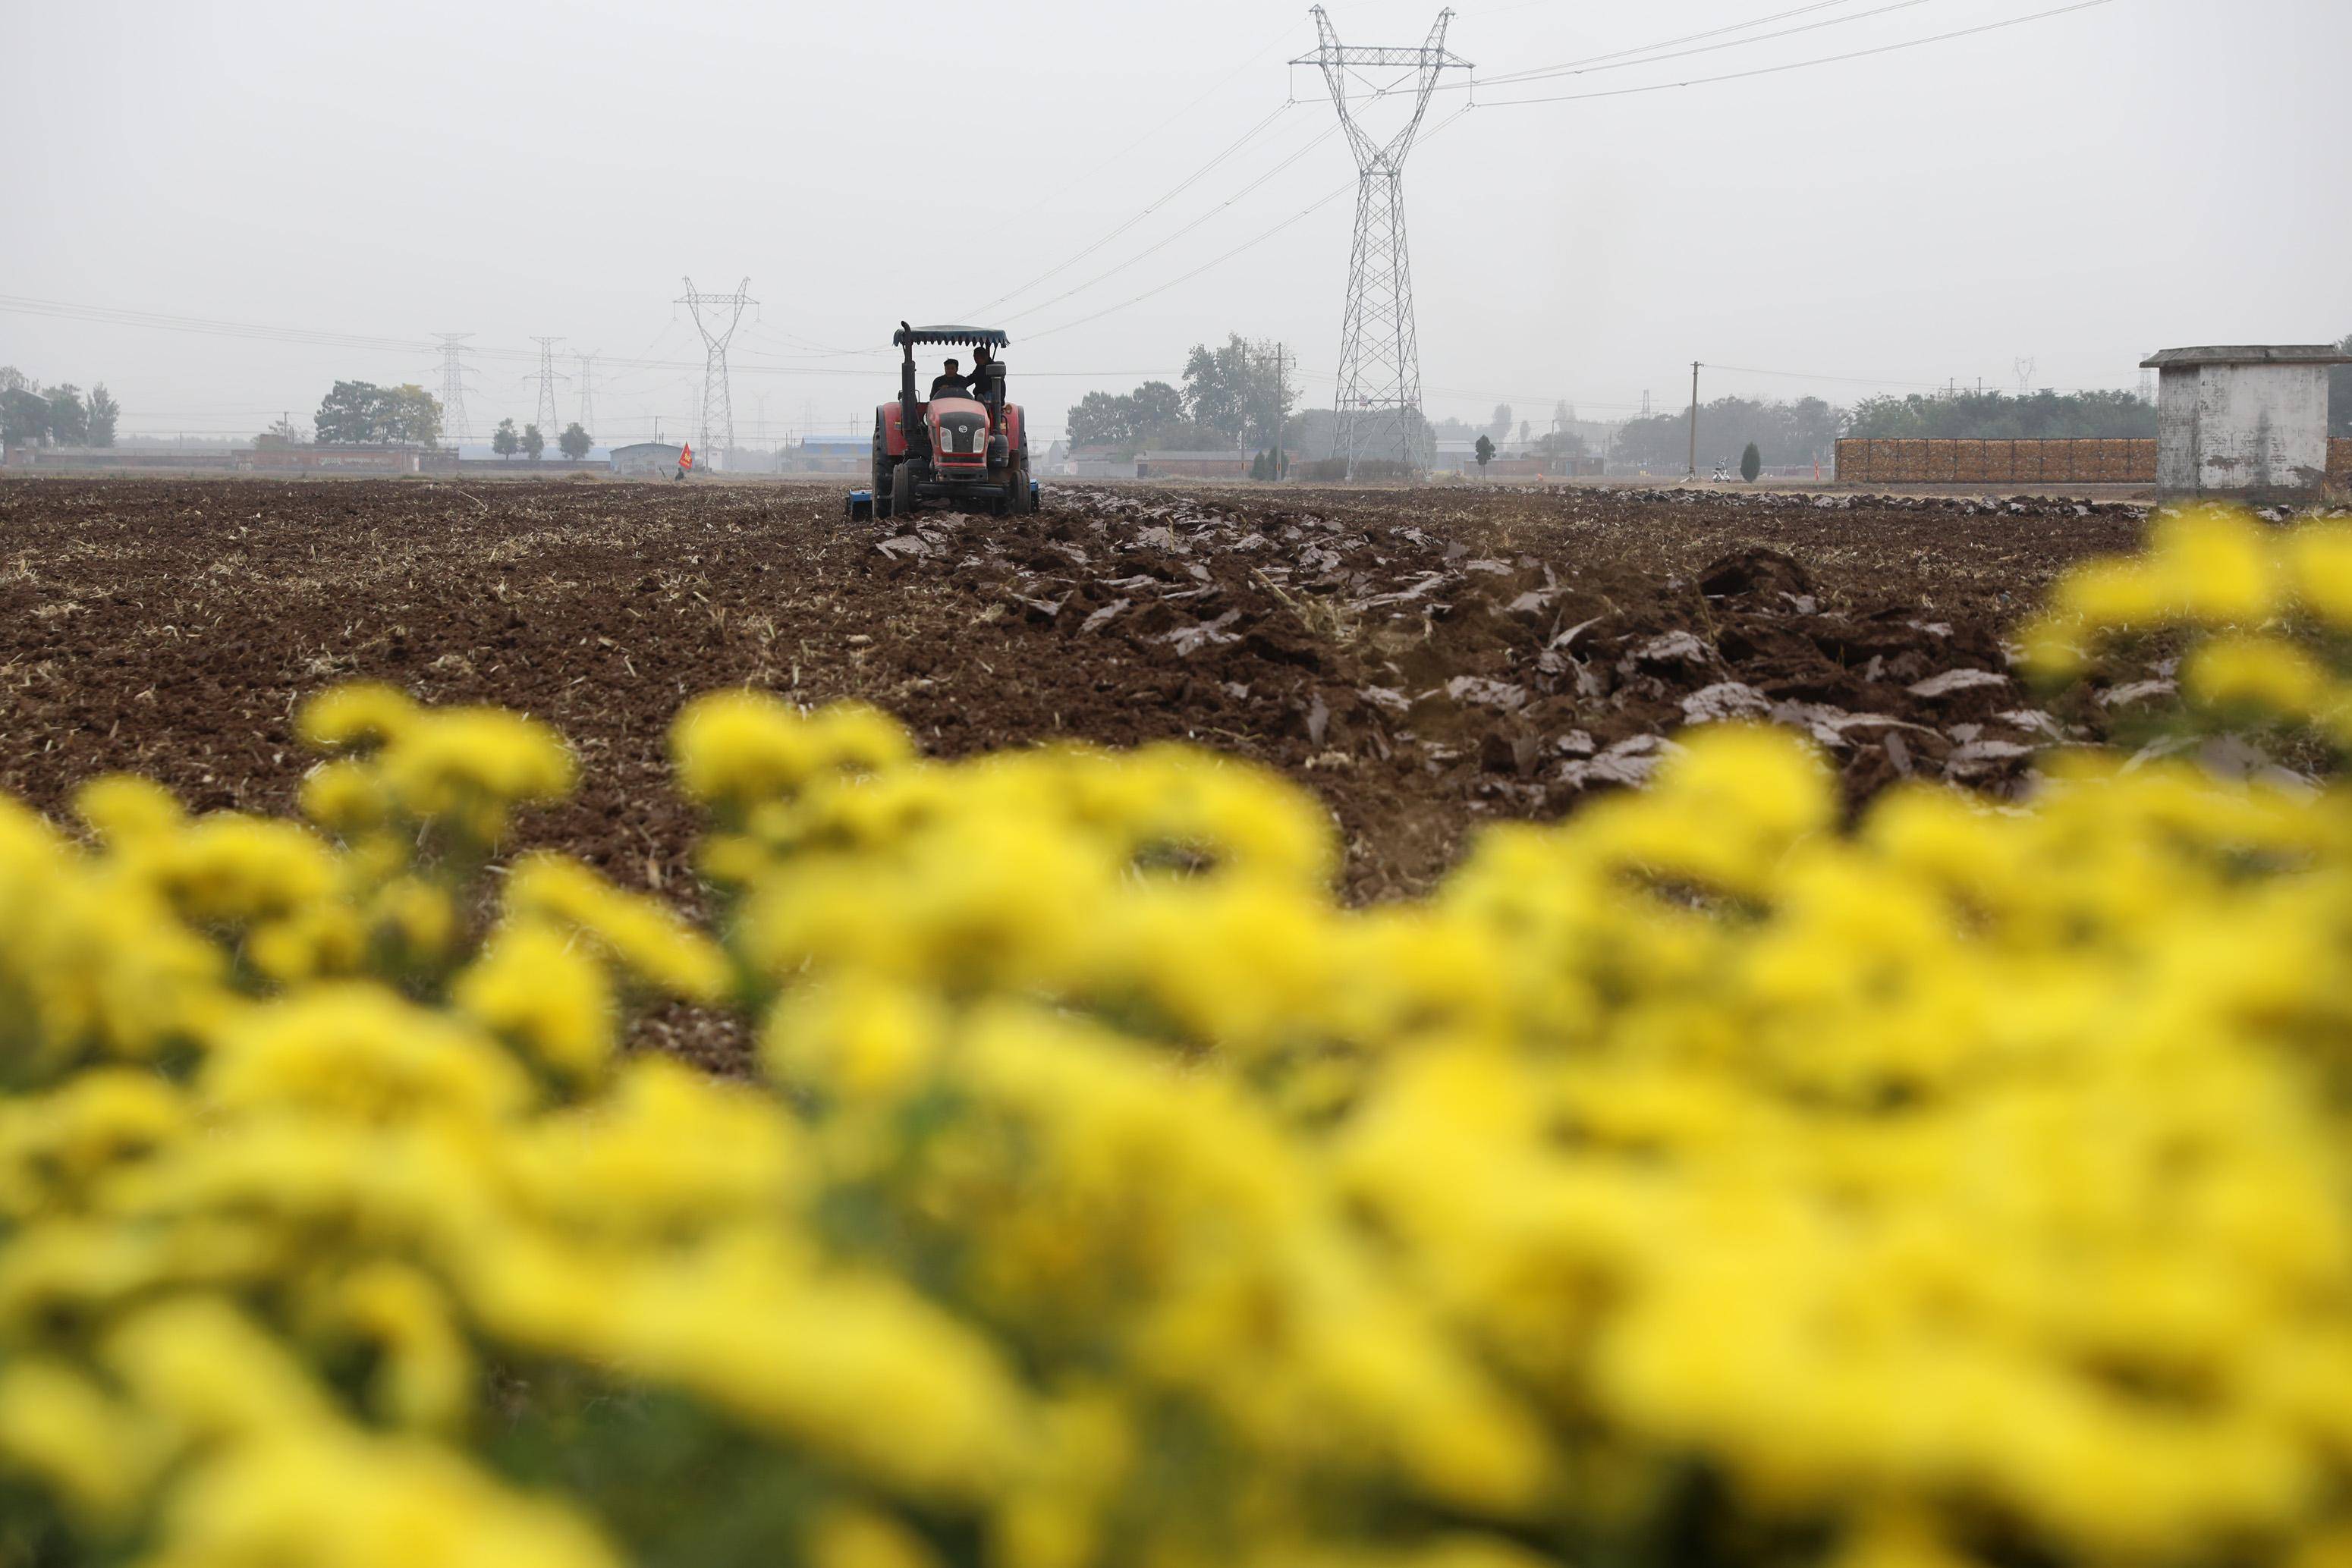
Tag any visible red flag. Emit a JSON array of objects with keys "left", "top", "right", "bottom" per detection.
[{"left": 679, "top": 441, "right": 695, "bottom": 471}]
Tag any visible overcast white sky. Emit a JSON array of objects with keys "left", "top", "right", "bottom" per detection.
[{"left": 2, "top": 0, "right": 2344, "bottom": 446}]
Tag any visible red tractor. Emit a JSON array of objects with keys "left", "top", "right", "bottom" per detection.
[{"left": 853, "top": 323, "right": 1033, "bottom": 521}]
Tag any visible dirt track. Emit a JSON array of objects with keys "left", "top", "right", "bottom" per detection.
[{"left": 1, "top": 473, "right": 2145, "bottom": 914}]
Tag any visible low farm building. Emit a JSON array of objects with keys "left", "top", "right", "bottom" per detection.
[
  {"left": 1138, "top": 450, "right": 1249, "bottom": 479},
  {"left": 2, "top": 445, "right": 241, "bottom": 473},
  {"left": 791, "top": 435, "right": 868, "bottom": 475},
  {"left": 609, "top": 442, "right": 684, "bottom": 476},
  {"left": 1068, "top": 445, "right": 1137, "bottom": 479},
  {"left": 2142, "top": 344, "right": 2352, "bottom": 502},
  {"left": 246, "top": 443, "right": 432, "bottom": 474}
]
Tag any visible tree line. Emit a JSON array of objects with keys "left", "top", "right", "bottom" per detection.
[
  {"left": 1067, "top": 335, "right": 1296, "bottom": 458},
  {"left": 1605, "top": 385, "right": 2190, "bottom": 472},
  {"left": 0, "top": 368, "right": 120, "bottom": 448},
  {"left": 490, "top": 418, "right": 593, "bottom": 462},
  {"left": 293, "top": 381, "right": 592, "bottom": 459}
]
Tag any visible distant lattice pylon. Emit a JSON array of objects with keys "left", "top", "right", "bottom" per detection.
[
  {"left": 1294, "top": 7, "right": 1470, "bottom": 476},
  {"left": 530, "top": 336, "right": 564, "bottom": 441},
  {"left": 575, "top": 352, "right": 597, "bottom": 437},
  {"left": 675, "top": 276, "right": 756, "bottom": 463},
  {"left": 432, "top": 332, "right": 473, "bottom": 443}
]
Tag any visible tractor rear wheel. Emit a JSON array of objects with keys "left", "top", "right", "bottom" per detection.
[{"left": 891, "top": 459, "right": 916, "bottom": 517}]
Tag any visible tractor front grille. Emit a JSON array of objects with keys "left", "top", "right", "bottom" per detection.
[{"left": 935, "top": 419, "right": 986, "bottom": 456}]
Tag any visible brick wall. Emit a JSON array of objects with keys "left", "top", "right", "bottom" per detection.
[
  {"left": 2330, "top": 437, "right": 2351, "bottom": 484},
  {"left": 1834, "top": 438, "right": 2157, "bottom": 485}
]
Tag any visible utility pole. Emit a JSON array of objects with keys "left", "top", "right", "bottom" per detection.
[
  {"left": 432, "top": 332, "right": 473, "bottom": 444},
  {"left": 1275, "top": 341, "right": 1288, "bottom": 473},
  {"left": 1295, "top": 8, "right": 1470, "bottom": 479},
  {"left": 676, "top": 276, "right": 756, "bottom": 469},
  {"left": 531, "top": 336, "right": 563, "bottom": 439},
  {"left": 1249, "top": 337, "right": 1292, "bottom": 458},
  {"left": 1687, "top": 361, "right": 1700, "bottom": 479}
]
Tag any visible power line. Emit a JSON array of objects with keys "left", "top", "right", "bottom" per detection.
[
  {"left": 1477, "top": 0, "right": 1943, "bottom": 87},
  {"left": 965, "top": 100, "right": 1304, "bottom": 319},
  {"left": 1475, "top": 0, "right": 1888, "bottom": 76},
  {"left": 1475, "top": 0, "right": 2116, "bottom": 107},
  {"left": 996, "top": 119, "right": 1343, "bottom": 327},
  {"left": 1024, "top": 105, "right": 1476, "bottom": 344},
  {"left": 1011, "top": 20, "right": 1304, "bottom": 224}
]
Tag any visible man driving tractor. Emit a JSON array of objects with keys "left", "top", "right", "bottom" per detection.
[
  {"left": 854, "top": 323, "right": 1032, "bottom": 523},
  {"left": 929, "top": 358, "right": 972, "bottom": 400},
  {"left": 930, "top": 345, "right": 998, "bottom": 402}
]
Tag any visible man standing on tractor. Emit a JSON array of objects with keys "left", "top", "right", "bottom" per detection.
[{"left": 929, "top": 358, "right": 973, "bottom": 400}]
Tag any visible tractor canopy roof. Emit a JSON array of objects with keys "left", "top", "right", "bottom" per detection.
[{"left": 895, "top": 324, "right": 1011, "bottom": 348}]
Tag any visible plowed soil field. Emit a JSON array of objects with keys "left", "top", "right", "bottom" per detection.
[{"left": 1, "top": 474, "right": 2146, "bottom": 942}]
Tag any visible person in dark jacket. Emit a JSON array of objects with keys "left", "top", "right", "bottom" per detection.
[{"left": 929, "top": 358, "right": 973, "bottom": 400}]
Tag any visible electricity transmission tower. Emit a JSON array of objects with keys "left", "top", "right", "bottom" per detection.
[
  {"left": 575, "top": 352, "right": 597, "bottom": 435},
  {"left": 1295, "top": 7, "right": 1470, "bottom": 477},
  {"left": 432, "top": 333, "right": 474, "bottom": 443},
  {"left": 531, "top": 336, "right": 564, "bottom": 438},
  {"left": 676, "top": 276, "right": 756, "bottom": 463}
]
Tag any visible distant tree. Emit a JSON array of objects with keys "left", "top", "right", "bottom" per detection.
[
  {"left": 315, "top": 381, "right": 380, "bottom": 443},
  {"left": 1536, "top": 426, "right": 1589, "bottom": 470},
  {"left": 379, "top": 384, "right": 442, "bottom": 446},
  {"left": 1474, "top": 434, "right": 1495, "bottom": 470},
  {"left": 492, "top": 418, "right": 520, "bottom": 460},
  {"left": 1517, "top": 419, "right": 1531, "bottom": 449},
  {"left": 1740, "top": 441, "right": 1762, "bottom": 482},
  {"left": 1250, "top": 451, "right": 1269, "bottom": 480},
  {"left": 1487, "top": 404, "right": 1513, "bottom": 441},
  {"left": 1612, "top": 395, "right": 1844, "bottom": 472},
  {"left": 0, "top": 367, "right": 27, "bottom": 397},
  {"left": 1, "top": 385, "right": 47, "bottom": 447},
  {"left": 1067, "top": 391, "right": 1127, "bottom": 450},
  {"left": 1068, "top": 380, "right": 1202, "bottom": 456},
  {"left": 85, "top": 385, "right": 119, "bottom": 448},
  {"left": 45, "top": 385, "right": 87, "bottom": 446},
  {"left": 1179, "top": 336, "right": 1294, "bottom": 449},
  {"left": 559, "top": 422, "right": 592, "bottom": 460},
  {"left": 313, "top": 380, "right": 442, "bottom": 445},
  {"left": 1128, "top": 381, "right": 1190, "bottom": 440},
  {"left": 1844, "top": 388, "right": 2152, "bottom": 441},
  {"left": 2331, "top": 331, "right": 2351, "bottom": 439},
  {"left": 522, "top": 423, "right": 546, "bottom": 462}
]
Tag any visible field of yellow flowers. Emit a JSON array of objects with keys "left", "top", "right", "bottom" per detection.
[{"left": 2, "top": 505, "right": 2349, "bottom": 1568}]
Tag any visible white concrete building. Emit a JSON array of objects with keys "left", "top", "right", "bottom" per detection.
[
  {"left": 608, "top": 441, "right": 683, "bottom": 476},
  {"left": 2140, "top": 344, "right": 2350, "bottom": 501}
]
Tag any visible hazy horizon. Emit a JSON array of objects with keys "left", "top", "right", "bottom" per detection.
[{"left": 4, "top": 0, "right": 2344, "bottom": 449}]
